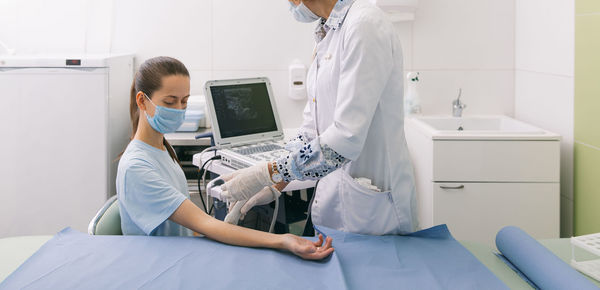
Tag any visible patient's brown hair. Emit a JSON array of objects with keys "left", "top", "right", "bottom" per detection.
[{"left": 128, "top": 56, "right": 190, "bottom": 163}]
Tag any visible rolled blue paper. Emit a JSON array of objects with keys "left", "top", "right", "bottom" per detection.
[{"left": 496, "top": 226, "right": 598, "bottom": 290}]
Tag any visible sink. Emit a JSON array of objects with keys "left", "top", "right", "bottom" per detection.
[{"left": 406, "top": 115, "right": 560, "bottom": 140}]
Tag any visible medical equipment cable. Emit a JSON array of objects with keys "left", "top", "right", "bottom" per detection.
[
  {"left": 195, "top": 147, "right": 217, "bottom": 212},
  {"left": 197, "top": 154, "right": 218, "bottom": 212},
  {"left": 305, "top": 181, "right": 319, "bottom": 236},
  {"left": 197, "top": 155, "right": 220, "bottom": 213},
  {"left": 268, "top": 186, "right": 281, "bottom": 233},
  {"left": 201, "top": 160, "right": 216, "bottom": 215}
]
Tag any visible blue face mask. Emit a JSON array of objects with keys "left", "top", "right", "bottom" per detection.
[
  {"left": 289, "top": 1, "right": 320, "bottom": 23},
  {"left": 143, "top": 93, "right": 186, "bottom": 134}
]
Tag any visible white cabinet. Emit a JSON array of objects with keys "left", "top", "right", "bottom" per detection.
[
  {"left": 432, "top": 182, "right": 559, "bottom": 246},
  {"left": 433, "top": 140, "right": 560, "bottom": 182},
  {"left": 405, "top": 116, "right": 561, "bottom": 246},
  {"left": 0, "top": 55, "right": 133, "bottom": 237}
]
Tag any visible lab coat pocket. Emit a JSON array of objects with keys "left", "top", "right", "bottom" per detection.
[{"left": 340, "top": 170, "right": 401, "bottom": 235}]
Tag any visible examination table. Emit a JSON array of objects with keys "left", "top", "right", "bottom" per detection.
[{"left": 0, "top": 226, "right": 598, "bottom": 289}]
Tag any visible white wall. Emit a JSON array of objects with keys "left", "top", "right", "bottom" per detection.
[
  {"left": 408, "top": 0, "right": 515, "bottom": 116},
  {"left": 515, "top": 0, "right": 575, "bottom": 237},
  {"left": 5, "top": 0, "right": 576, "bottom": 234},
  {"left": 0, "top": 0, "right": 516, "bottom": 127},
  {"left": 107, "top": 0, "right": 320, "bottom": 129},
  {"left": 0, "top": 0, "right": 315, "bottom": 128}
]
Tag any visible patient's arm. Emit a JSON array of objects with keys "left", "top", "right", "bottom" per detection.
[{"left": 169, "top": 199, "right": 334, "bottom": 260}]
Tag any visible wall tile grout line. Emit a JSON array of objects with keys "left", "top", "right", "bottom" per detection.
[
  {"left": 576, "top": 12, "right": 600, "bottom": 16},
  {"left": 515, "top": 69, "right": 574, "bottom": 79},
  {"left": 410, "top": 68, "right": 515, "bottom": 72},
  {"left": 575, "top": 141, "right": 600, "bottom": 152}
]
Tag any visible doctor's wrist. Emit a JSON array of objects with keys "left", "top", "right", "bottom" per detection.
[
  {"left": 267, "top": 161, "right": 283, "bottom": 184},
  {"left": 274, "top": 181, "right": 288, "bottom": 192},
  {"left": 267, "top": 162, "right": 274, "bottom": 176}
]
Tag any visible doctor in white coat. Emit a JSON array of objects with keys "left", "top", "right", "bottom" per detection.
[{"left": 220, "top": 0, "right": 417, "bottom": 235}]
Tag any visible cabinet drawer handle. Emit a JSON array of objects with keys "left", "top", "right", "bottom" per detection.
[{"left": 440, "top": 185, "right": 465, "bottom": 190}]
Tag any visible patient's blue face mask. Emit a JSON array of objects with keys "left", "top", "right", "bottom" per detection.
[
  {"left": 289, "top": 1, "right": 320, "bottom": 23},
  {"left": 143, "top": 93, "right": 185, "bottom": 134}
]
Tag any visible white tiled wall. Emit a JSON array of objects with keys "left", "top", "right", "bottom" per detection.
[
  {"left": 84, "top": 0, "right": 113, "bottom": 54},
  {"left": 515, "top": 0, "right": 575, "bottom": 237},
  {"left": 0, "top": 0, "right": 517, "bottom": 127},
  {"left": 417, "top": 70, "right": 515, "bottom": 116},
  {"left": 0, "top": 0, "right": 88, "bottom": 54},
  {"left": 110, "top": 0, "right": 317, "bottom": 129},
  {"left": 515, "top": 0, "right": 575, "bottom": 76},
  {"left": 410, "top": 0, "right": 515, "bottom": 116},
  {"left": 412, "top": 0, "right": 515, "bottom": 71},
  {"left": 111, "top": 0, "right": 213, "bottom": 71},
  {"left": 0, "top": 0, "right": 574, "bottom": 235},
  {"left": 0, "top": 0, "right": 17, "bottom": 52}
]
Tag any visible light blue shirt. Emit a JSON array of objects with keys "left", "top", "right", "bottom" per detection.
[{"left": 116, "top": 139, "right": 193, "bottom": 236}]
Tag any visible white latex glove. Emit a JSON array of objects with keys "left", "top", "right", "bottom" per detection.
[
  {"left": 241, "top": 186, "right": 282, "bottom": 220},
  {"left": 223, "top": 186, "right": 282, "bottom": 224},
  {"left": 220, "top": 162, "right": 274, "bottom": 203}
]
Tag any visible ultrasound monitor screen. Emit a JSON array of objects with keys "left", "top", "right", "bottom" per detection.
[{"left": 210, "top": 82, "right": 278, "bottom": 139}]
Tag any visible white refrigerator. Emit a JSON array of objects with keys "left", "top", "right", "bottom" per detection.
[{"left": 0, "top": 55, "right": 134, "bottom": 237}]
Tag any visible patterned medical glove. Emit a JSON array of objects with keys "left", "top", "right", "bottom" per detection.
[{"left": 220, "top": 162, "right": 274, "bottom": 203}]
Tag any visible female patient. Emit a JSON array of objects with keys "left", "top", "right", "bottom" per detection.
[{"left": 117, "top": 56, "right": 332, "bottom": 260}]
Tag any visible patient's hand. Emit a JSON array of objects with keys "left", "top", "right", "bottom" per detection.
[{"left": 282, "top": 234, "right": 334, "bottom": 260}]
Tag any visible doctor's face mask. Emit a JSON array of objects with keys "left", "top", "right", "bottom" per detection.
[{"left": 289, "top": 0, "right": 320, "bottom": 23}]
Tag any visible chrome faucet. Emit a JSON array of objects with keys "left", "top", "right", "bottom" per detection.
[{"left": 452, "top": 89, "right": 467, "bottom": 117}]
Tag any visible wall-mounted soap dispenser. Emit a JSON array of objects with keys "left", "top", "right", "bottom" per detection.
[
  {"left": 289, "top": 59, "right": 307, "bottom": 101},
  {"left": 368, "top": 0, "right": 419, "bottom": 22}
]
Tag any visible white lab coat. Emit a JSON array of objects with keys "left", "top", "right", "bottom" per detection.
[{"left": 304, "top": 0, "right": 417, "bottom": 235}]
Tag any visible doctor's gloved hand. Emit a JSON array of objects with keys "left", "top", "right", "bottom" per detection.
[
  {"left": 220, "top": 162, "right": 274, "bottom": 203},
  {"left": 223, "top": 199, "right": 247, "bottom": 225},
  {"left": 224, "top": 184, "right": 286, "bottom": 225},
  {"left": 239, "top": 186, "right": 283, "bottom": 220}
]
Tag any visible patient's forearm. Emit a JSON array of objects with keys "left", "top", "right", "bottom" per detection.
[
  {"left": 169, "top": 199, "right": 284, "bottom": 249},
  {"left": 202, "top": 218, "right": 284, "bottom": 249}
]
